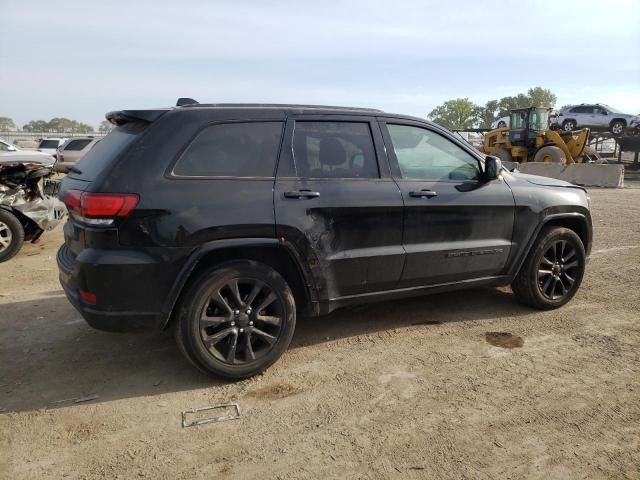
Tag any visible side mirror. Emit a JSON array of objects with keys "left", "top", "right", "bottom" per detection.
[{"left": 485, "top": 155, "right": 502, "bottom": 180}]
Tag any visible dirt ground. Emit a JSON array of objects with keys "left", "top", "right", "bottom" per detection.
[{"left": 1, "top": 185, "right": 639, "bottom": 480}]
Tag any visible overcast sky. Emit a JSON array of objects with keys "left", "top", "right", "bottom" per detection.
[{"left": 1, "top": 0, "right": 639, "bottom": 128}]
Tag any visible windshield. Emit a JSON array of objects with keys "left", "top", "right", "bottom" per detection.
[
  {"left": 510, "top": 111, "right": 527, "bottom": 129},
  {"left": 38, "top": 140, "right": 60, "bottom": 149},
  {"left": 529, "top": 109, "right": 550, "bottom": 131},
  {"left": 600, "top": 104, "right": 620, "bottom": 113},
  {"left": 0, "top": 140, "right": 19, "bottom": 151},
  {"left": 70, "top": 121, "right": 147, "bottom": 181}
]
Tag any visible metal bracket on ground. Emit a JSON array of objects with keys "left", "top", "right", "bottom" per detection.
[{"left": 181, "top": 403, "right": 241, "bottom": 428}]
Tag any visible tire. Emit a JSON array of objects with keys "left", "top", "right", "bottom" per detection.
[
  {"left": 492, "top": 147, "right": 513, "bottom": 163},
  {"left": 511, "top": 226, "right": 586, "bottom": 310},
  {"left": 533, "top": 145, "right": 566, "bottom": 164},
  {"left": 610, "top": 120, "right": 626, "bottom": 136},
  {"left": 562, "top": 120, "right": 577, "bottom": 132},
  {"left": 175, "top": 260, "right": 296, "bottom": 379},
  {"left": 581, "top": 146, "right": 598, "bottom": 163},
  {"left": 497, "top": 121, "right": 507, "bottom": 128},
  {"left": 0, "top": 209, "right": 25, "bottom": 263}
]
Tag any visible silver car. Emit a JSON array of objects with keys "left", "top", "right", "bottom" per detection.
[
  {"left": 557, "top": 104, "right": 639, "bottom": 135},
  {"left": 54, "top": 137, "right": 100, "bottom": 172}
]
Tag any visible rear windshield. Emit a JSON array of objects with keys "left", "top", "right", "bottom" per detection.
[
  {"left": 64, "top": 139, "right": 92, "bottom": 151},
  {"left": 69, "top": 122, "right": 147, "bottom": 180},
  {"left": 38, "top": 140, "right": 60, "bottom": 149}
]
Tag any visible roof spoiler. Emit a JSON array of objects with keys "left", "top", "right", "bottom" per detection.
[{"left": 105, "top": 109, "right": 169, "bottom": 126}]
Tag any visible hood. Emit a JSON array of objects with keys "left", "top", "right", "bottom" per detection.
[
  {"left": 0, "top": 151, "right": 55, "bottom": 166},
  {"left": 509, "top": 171, "right": 582, "bottom": 189}
]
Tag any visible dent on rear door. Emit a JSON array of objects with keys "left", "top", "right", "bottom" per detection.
[{"left": 273, "top": 117, "right": 405, "bottom": 302}]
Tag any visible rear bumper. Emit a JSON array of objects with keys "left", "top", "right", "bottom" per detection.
[{"left": 57, "top": 244, "right": 177, "bottom": 332}]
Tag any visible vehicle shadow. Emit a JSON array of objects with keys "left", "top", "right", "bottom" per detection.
[{"left": 0, "top": 287, "right": 530, "bottom": 413}]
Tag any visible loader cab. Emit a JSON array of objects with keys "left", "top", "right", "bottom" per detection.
[{"left": 508, "top": 107, "right": 550, "bottom": 147}]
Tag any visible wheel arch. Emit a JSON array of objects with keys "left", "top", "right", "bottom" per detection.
[
  {"left": 510, "top": 212, "right": 592, "bottom": 278},
  {"left": 161, "top": 238, "right": 317, "bottom": 330}
]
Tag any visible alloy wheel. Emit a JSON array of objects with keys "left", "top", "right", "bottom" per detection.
[
  {"left": 612, "top": 123, "right": 624, "bottom": 135},
  {"left": 199, "top": 277, "right": 284, "bottom": 365},
  {"left": 536, "top": 240, "right": 581, "bottom": 300},
  {"left": 0, "top": 221, "right": 12, "bottom": 253}
]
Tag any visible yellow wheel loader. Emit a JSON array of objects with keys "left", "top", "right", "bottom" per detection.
[{"left": 482, "top": 107, "right": 590, "bottom": 165}]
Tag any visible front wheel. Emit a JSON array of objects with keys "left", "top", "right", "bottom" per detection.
[
  {"left": 562, "top": 120, "right": 577, "bottom": 132},
  {"left": 533, "top": 145, "right": 566, "bottom": 164},
  {"left": 610, "top": 120, "right": 625, "bottom": 135},
  {"left": 0, "top": 209, "right": 25, "bottom": 263},
  {"left": 175, "top": 260, "right": 296, "bottom": 379},
  {"left": 511, "top": 226, "right": 586, "bottom": 309}
]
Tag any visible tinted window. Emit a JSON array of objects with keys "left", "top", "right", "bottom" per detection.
[
  {"left": 570, "top": 106, "right": 593, "bottom": 114},
  {"left": 292, "top": 122, "right": 378, "bottom": 178},
  {"left": 64, "top": 139, "right": 92, "bottom": 151},
  {"left": 70, "top": 121, "right": 147, "bottom": 181},
  {"left": 174, "top": 122, "right": 283, "bottom": 177},
  {"left": 38, "top": 140, "right": 60, "bottom": 148},
  {"left": 387, "top": 124, "right": 479, "bottom": 181}
]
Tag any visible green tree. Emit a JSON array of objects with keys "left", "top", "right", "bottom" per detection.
[
  {"left": 476, "top": 100, "right": 500, "bottom": 128},
  {"left": 22, "top": 120, "right": 50, "bottom": 132},
  {"left": 0, "top": 117, "right": 16, "bottom": 131},
  {"left": 428, "top": 98, "right": 480, "bottom": 130},
  {"left": 526, "top": 87, "right": 557, "bottom": 109},
  {"left": 98, "top": 120, "right": 112, "bottom": 133}
]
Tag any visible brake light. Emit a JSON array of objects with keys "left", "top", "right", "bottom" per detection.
[
  {"left": 64, "top": 190, "right": 139, "bottom": 225},
  {"left": 58, "top": 154, "right": 64, "bottom": 162}
]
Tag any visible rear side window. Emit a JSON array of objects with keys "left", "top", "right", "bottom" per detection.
[
  {"left": 38, "top": 140, "right": 60, "bottom": 149},
  {"left": 70, "top": 121, "right": 147, "bottom": 180},
  {"left": 173, "top": 122, "right": 284, "bottom": 177},
  {"left": 64, "top": 139, "right": 92, "bottom": 151},
  {"left": 292, "top": 122, "right": 379, "bottom": 178}
]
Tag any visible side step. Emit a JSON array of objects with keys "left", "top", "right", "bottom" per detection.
[{"left": 517, "top": 162, "right": 624, "bottom": 188}]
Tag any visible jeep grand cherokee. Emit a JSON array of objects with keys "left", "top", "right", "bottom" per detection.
[{"left": 57, "top": 100, "right": 592, "bottom": 379}]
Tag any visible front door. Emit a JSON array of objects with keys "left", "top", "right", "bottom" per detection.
[
  {"left": 274, "top": 117, "right": 405, "bottom": 302},
  {"left": 380, "top": 120, "right": 515, "bottom": 288}
]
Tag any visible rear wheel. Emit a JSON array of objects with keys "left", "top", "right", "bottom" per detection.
[
  {"left": 610, "top": 120, "right": 625, "bottom": 135},
  {"left": 533, "top": 145, "right": 566, "bottom": 164},
  {"left": 0, "top": 210, "right": 24, "bottom": 263},
  {"left": 511, "top": 226, "right": 586, "bottom": 310},
  {"left": 562, "top": 120, "right": 577, "bottom": 132},
  {"left": 496, "top": 120, "right": 507, "bottom": 128},
  {"left": 175, "top": 260, "right": 296, "bottom": 379}
]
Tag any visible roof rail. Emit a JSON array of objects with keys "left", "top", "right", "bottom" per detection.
[{"left": 178, "top": 102, "right": 383, "bottom": 113}]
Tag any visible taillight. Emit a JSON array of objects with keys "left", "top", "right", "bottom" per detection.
[
  {"left": 64, "top": 190, "right": 139, "bottom": 226},
  {"left": 58, "top": 154, "right": 65, "bottom": 162}
]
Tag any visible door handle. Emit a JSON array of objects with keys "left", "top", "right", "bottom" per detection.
[
  {"left": 409, "top": 189, "right": 438, "bottom": 198},
  {"left": 284, "top": 190, "right": 321, "bottom": 199}
]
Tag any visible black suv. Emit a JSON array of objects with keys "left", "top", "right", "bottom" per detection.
[{"left": 57, "top": 101, "right": 592, "bottom": 378}]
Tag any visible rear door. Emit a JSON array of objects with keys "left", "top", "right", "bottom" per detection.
[
  {"left": 380, "top": 120, "right": 515, "bottom": 287},
  {"left": 274, "top": 116, "right": 405, "bottom": 301}
]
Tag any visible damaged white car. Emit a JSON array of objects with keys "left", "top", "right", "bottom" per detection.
[{"left": 0, "top": 157, "right": 66, "bottom": 262}]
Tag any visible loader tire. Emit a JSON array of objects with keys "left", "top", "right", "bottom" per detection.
[
  {"left": 492, "top": 147, "right": 513, "bottom": 163},
  {"left": 534, "top": 146, "right": 566, "bottom": 164}
]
